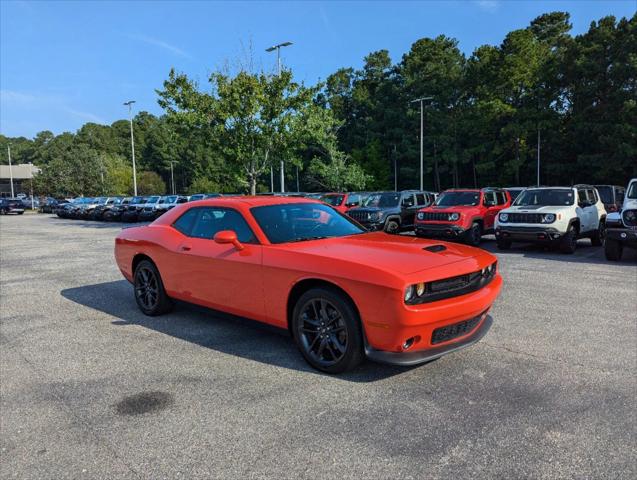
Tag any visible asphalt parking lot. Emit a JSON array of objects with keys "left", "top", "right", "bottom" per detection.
[{"left": 1, "top": 214, "right": 636, "bottom": 479}]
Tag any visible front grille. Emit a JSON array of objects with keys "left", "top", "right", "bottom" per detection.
[
  {"left": 420, "top": 212, "right": 450, "bottom": 222},
  {"left": 622, "top": 209, "right": 637, "bottom": 227},
  {"left": 348, "top": 211, "right": 370, "bottom": 222},
  {"left": 506, "top": 212, "right": 543, "bottom": 223},
  {"left": 432, "top": 314, "right": 483, "bottom": 345}
]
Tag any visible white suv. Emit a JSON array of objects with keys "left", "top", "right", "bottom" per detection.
[
  {"left": 604, "top": 178, "right": 637, "bottom": 261},
  {"left": 494, "top": 185, "right": 607, "bottom": 254}
]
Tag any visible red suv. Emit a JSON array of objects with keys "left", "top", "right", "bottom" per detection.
[
  {"left": 415, "top": 188, "right": 511, "bottom": 246},
  {"left": 319, "top": 192, "right": 365, "bottom": 214}
]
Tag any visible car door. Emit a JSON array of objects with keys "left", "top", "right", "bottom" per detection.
[
  {"left": 401, "top": 193, "right": 418, "bottom": 226},
  {"left": 482, "top": 191, "right": 500, "bottom": 231},
  {"left": 577, "top": 189, "right": 595, "bottom": 232},
  {"left": 170, "top": 206, "right": 265, "bottom": 319}
]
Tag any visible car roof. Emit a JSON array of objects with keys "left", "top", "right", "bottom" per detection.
[{"left": 189, "top": 195, "right": 321, "bottom": 207}]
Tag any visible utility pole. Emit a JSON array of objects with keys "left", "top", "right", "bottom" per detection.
[
  {"left": 393, "top": 144, "right": 397, "bottom": 191},
  {"left": 123, "top": 100, "right": 138, "bottom": 196},
  {"left": 410, "top": 96, "right": 433, "bottom": 191},
  {"left": 537, "top": 128, "right": 541, "bottom": 187},
  {"left": 266, "top": 41, "right": 293, "bottom": 193},
  {"left": 169, "top": 160, "right": 178, "bottom": 195},
  {"left": 29, "top": 162, "right": 34, "bottom": 209},
  {"left": 7, "top": 144, "right": 14, "bottom": 197}
]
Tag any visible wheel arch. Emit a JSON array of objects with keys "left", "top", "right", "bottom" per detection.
[
  {"left": 568, "top": 217, "right": 581, "bottom": 233},
  {"left": 132, "top": 253, "right": 155, "bottom": 275},
  {"left": 286, "top": 278, "right": 362, "bottom": 335}
]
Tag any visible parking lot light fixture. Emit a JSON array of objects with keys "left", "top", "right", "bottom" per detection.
[
  {"left": 266, "top": 41, "right": 293, "bottom": 193},
  {"left": 410, "top": 96, "right": 433, "bottom": 191},
  {"left": 123, "top": 100, "right": 138, "bottom": 196}
]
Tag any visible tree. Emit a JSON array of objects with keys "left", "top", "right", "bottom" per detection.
[{"left": 137, "top": 171, "right": 166, "bottom": 195}]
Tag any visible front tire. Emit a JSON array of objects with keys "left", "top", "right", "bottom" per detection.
[
  {"left": 384, "top": 219, "right": 400, "bottom": 234},
  {"left": 604, "top": 238, "right": 623, "bottom": 261},
  {"left": 133, "top": 259, "right": 173, "bottom": 316},
  {"left": 591, "top": 220, "right": 605, "bottom": 246},
  {"left": 559, "top": 225, "right": 578, "bottom": 254},
  {"left": 292, "top": 287, "right": 364, "bottom": 374},
  {"left": 466, "top": 222, "right": 482, "bottom": 246}
]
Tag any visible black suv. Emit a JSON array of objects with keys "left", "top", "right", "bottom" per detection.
[
  {"left": 346, "top": 190, "right": 435, "bottom": 233},
  {"left": 0, "top": 198, "right": 25, "bottom": 215}
]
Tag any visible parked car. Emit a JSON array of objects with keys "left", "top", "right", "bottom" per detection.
[
  {"left": 114, "top": 196, "right": 501, "bottom": 373},
  {"left": 20, "top": 197, "right": 40, "bottom": 209},
  {"left": 415, "top": 188, "right": 511, "bottom": 246},
  {"left": 189, "top": 193, "right": 221, "bottom": 201},
  {"left": 494, "top": 185, "right": 606, "bottom": 253},
  {"left": 103, "top": 197, "right": 133, "bottom": 221},
  {"left": 604, "top": 178, "right": 637, "bottom": 261},
  {"left": 320, "top": 192, "right": 366, "bottom": 213},
  {"left": 138, "top": 195, "right": 164, "bottom": 221},
  {"left": 594, "top": 185, "right": 625, "bottom": 213},
  {"left": 55, "top": 199, "right": 79, "bottom": 218},
  {"left": 153, "top": 195, "right": 189, "bottom": 217},
  {"left": 347, "top": 190, "right": 435, "bottom": 233},
  {"left": 121, "top": 196, "right": 149, "bottom": 222},
  {"left": 0, "top": 198, "right": 25, "bottom": 215},
  {"left": 39, "top": 197, "right": 63, "bottom": 213},
  {"left": 90, "top": 197, "right": 124, "bottom": 220}
]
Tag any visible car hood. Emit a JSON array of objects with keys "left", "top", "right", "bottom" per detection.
[
  {"left": 622, "top": 199, "right": 637, "bottom": 210},
  {"left": 501, "top": 205, "right": 572, "bottom": 213},
  {"left": 277, "top": 232, "right": 488, "bottom": 275}
]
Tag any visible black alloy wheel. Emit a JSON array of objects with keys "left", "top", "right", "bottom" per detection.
[
  {"left": 591, "top": 221, "right": 605, "bottom": 246},
  {"left": 466, "top": 222, "right": 482, "bottom": 246},
  {"left": 559, "top": 225, "right": 578, "bottom": 254},
  {"left": 292, "top": 288, "right": 363, "bottom": 373},
  {"left": 384, "top": 219, "right": 400, "bottom": 234},
  {"left": 133, "top": 260, "right": 173, "bottom": 316}
]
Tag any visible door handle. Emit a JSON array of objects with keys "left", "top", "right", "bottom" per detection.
[{"left": 180, "top": 245, "right": 191, "bottom": 252}]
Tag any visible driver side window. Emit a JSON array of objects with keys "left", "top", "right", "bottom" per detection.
[
  {"left": 173, "top": 207, "right": 257, "bottom": 243},
  {"left": 402, "top": 194, "right": 415, "bottom": 207}
]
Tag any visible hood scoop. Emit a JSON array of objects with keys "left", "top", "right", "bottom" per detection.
[{"left": 423, "top": 244, "right": 447, "bottom": 253}]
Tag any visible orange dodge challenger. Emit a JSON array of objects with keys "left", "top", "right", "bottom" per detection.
[{"left": 115, "top": 196, "right": 502, "bottom": 373}]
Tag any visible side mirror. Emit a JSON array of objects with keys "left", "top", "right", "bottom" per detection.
[{"left": 213, "top": 230, "right": 244, "bottom": 251}]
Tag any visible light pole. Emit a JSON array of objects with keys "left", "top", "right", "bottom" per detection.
[
  {"left": 266, "top": 41, "right": 293, "bottom": 193},
  {"left": 536, "top": 128, "right": 541, "bottom": 187},
  {"left": 123, "top": 100, "right": 138, "bottom": 196},
  {"left": 410, "top": 96, "right": 433, "bottom": 191},
  {"left": 28, "top": 162, "right": 34, "bottom": 209},
  {"left": 169, "top": 160, "right": 178, "bottom": 194},
  {"left": 7, "top": 144, "right": 14, "bottom": 197}
]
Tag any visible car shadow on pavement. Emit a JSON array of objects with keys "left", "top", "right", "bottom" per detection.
[
  {"left": 60, "top": 280, "right": 415, "bottom": 383},
  {"left": 478, "top": 236, "right": 637, "bottom": 265}
]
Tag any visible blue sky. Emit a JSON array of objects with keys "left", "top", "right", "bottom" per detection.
[{"left": 1, "top": 0, "right": 634, "bottom": 138}]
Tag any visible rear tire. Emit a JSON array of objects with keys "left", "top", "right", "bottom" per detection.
[
  {"left": 559, "top": 225, "right": 578, "bottom": 254},
  {"left": 133, "top": 259, "right": 173, "bottom": 316},
  {"left": 604, "top": 238, "right": 623, "bottom": 261},
  {"left": 591, "top": 220, "right": 605, "bottom": 246},
  {"left": 496, "top": 237, "right": 511, "bottom": 250},
  {"left": 466, "top": 222, "right": 482, "bottom": 246},
  {"left": 384, "top": 219, "right": 400, "bottom": 234},
  {"left": 292, "top": 287, "right": 364, "bottom": 374}
]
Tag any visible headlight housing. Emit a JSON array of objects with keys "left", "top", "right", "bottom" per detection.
[
  {"left": 404, "top": 261, "right": 497, "bottom": 305},
  {"left": 541, "top": 213, "right": 556, "bottom": 223},
  {"left": 623, "top": 209, "right": 637, "bottom": 226},
  {"left": 499, "top": 213, "right": 509, "bottom": 223},
  {"left": 417, "top": 212, "right": 424, "bottom": 220},
  {"left": 448, "top": 212, "right": 460, "bottom": 221}
]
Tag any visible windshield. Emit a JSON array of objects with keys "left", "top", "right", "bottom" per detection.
[
  {"left": 513, "top": 189, "right": 574, "bottom": 206},
  {"left": 364, "top": 193, "right": 400, "bottom": 208},
  {"left": 190, "top": 194, "right": 205, "bottom": 201},
  {"left": 627, "top": 182, "right": 637, "bottom": 199},
  {"left": 251, "top": 202, "right": 365, "bottom": 244},
  {"left": 320, "top": 194, "right": 344, "bottom": 206},
  {"left": 435, "top": 191, "right": 480, "bottom": 207},
  {"left": 506, "top": 189, "right": 524, "bottom": 201},
  {"left": 147, "top": 196, "right": 160, "bottom": 203},
  {"left": 595, "top": 186, "right": 613, "bottom": 204},
  {"left": 164, "top": 196, "right": 177, "bottom": 203}
]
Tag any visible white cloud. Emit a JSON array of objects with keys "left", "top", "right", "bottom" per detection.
[
  {"left": 474, "top": 0, "right": 500, "bottom": 12},
  {"left": 127, "top": 33, "right": 193, "bottom": 59}
]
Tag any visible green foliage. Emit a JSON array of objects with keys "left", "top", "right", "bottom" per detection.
[
  {"left": 137, "top": 171, "right": 166, "bottom": 195},
  {"left": 188, "top": 176, "right": 221, "bottom": 194}
]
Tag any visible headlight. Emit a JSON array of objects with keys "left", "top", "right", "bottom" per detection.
[
  {"left": 417, "top": 212, "right": 424, "bottom": 220},
  {"left": 449, "top": 212, "right": 460, "bottom": 221},
  {"left": 542, "top": 213, "right": 556, "bottom": 223},
  {"left": 404, "top": 285, "right": 415, "bottom": 302},
  {"left": 499, "top": 213, "right": 508, "bottom": 222},
  {"left": 415, "top": 282, "right": 425, "bottom": 296},
  {"left": 623, "top": 209, "right": 637, "bottom": 226}
]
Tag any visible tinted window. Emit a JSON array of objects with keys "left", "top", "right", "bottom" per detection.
[
  {"left": 174, "top": 207, "right": 256, "bottom": 243},
  {"left": 402, "top": 194, "right": 415, "bottom": 207},
  {"left": 514, "top": 189, "right": 575, "bottom": 206},
  {"left": 415, "top": 193, "right": 426, "bottom": 206},
  {"left": 615, "top": 188, "right": 624, "bottom": 203},
  {"left": 320, "top": 194, "right": 344, "bottom": 206},
  {"left": 595, "top": 186, "right": 613, "bottom": 204},
  {"left": 496, "top": 192, "right": 507, "bottom": 205},
  {"left": 347, "top": 194, "right": 360, "bottom": 206},
  {"left": 364, "top": 193, "right": 400, "bottom": 208},
  {"left": 483, "top": 191, "right": 497, "bottom": 205},
  {"left": 435, "top": 191, "right": 480, "bottom": 207},
  {"left": 251, "top": 203, "right": 365, "bottom": 244}
]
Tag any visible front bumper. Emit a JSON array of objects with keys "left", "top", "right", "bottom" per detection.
[
  {"left": 356, "top": 220, "right": 384, "bottom": 231},
  {"left": 606, "top": 227, "right": 637, "bottom": 248},
  {"left": 415, "top": 223, "right": 466, "bottom": 238},
  {"left": 495, "top": 225, "right": 562, "bottom": 243},
  {"left": 365, "top": 313, "right": 492, "bottom": 366}
]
